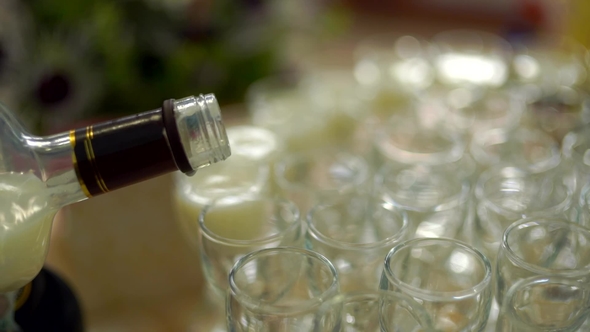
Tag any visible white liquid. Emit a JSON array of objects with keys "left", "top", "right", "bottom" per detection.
[
  {"left": 174, "top": 126, "right": 280, "bottom": 244},
  {"left": 0, "top": 172, "right": 56, "bottom": 293}
]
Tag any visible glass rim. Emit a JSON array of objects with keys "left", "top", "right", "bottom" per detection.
[
  {"left": 502, "top": 275, "right": 590, "bottom": 330},
  {"left": 198, "top": 197, "right": 301, "bottom": 247},
  {"left": 316, "top": 290, "right": 434, "bottom": 330},
  {"left": 375, "top": 164, "right": 470, "bottom": 213},
  {"left": 502, "top": 217, "right": 590, "bottom": 276},
  {"left": 173, "top": 162, "right": 271, "bottom": 206},
  {"left": 306, "top": 199, "right": 409, "bottom": 250},
  {"left": 374, "top": 124, "right": 466, "bottom": 167},
  {"left": 274, "top": 150, "right": 370, "bottom": 193},
  {"left": 383, "top": 238, "right": 492, "bottom": 301},
  {"left": 469, "top": 127, "right": 561, "bottom": 171},
  {"left": 228, "top": 246, "right": 339, "bottom": 315},
  {"left": 475, "top": 165, "right": 573, "bottom": 218}
]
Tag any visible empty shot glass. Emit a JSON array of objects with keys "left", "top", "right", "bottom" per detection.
[
  {"left": 474, "top": 166, "right": 574, "bottom": 261},
  {"left": 199, "top": 197, "right": 303, "bottom": 297},
  {"left": 315, "top": 290, "right": 435, "bottom": 332},
  {"left": 495, "top": 217, "right": 590, "bottom": 307},
  {"left": 227, "top": 247, "right": 339, "bottom": 332},
  {"left": 275, "top": 150, "right": 370, "bottom": 215},
  {"left": 470, "top": 127, "right": 561, "bottom": 175},
  {"left": 496, "top": 276, "right": 590, "bottom": 332},
  {"left": 376, "top": 163, "right": 470, "bottom": 240},
  {"left": 381, "top": 238, "right": 493, "bottom": 332},
  {"left": 306, "top": 194, "right": 409, "bottom": 292}
]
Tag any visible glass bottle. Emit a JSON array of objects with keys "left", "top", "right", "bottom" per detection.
[{"left": 0, "top": 94, "right": 231, "bottom": 331}]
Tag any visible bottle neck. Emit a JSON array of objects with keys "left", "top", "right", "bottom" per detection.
[{"left": 29, "top": 107, "right": 185, "bottom": 205}]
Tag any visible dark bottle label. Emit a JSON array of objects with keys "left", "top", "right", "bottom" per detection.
[{"left": 70, "top": 109, "right": 178, "bottom": 197}]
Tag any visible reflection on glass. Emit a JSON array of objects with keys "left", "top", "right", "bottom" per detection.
[{"left": 432, "top": 30, "right": 512, "bottom": 88}]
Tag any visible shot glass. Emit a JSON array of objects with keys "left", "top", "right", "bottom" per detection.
[
  {"left": 420, "top": 86, "right": 524, "bottom": 141},
  {"left": 227, "top": 247, "right": 339, "bottom": 332},
  {"left": 578, "top": 182, "right": 590, "bottom": 227},
  {"left": 306, "top": 194, "right": 409, "bottom": 292},
  {"left": 496, "top": 276, "right": 590, "bottom": 332},
  {"left": 521, "top": 85, "right": 590, "bottom": 144},
  {"left": 315, "top": 290, "right": 435, "bottom": 332},
  {"left": 474, "top": 166, "right": 574, "bottom": 261},
  {"left": 372, "top": 108, "right": 466, "bottom": 168},
  {"left": 353, "top": 33, "right": 434, "bottom": 119},
  {"left": 245, "top": 74, "right": 333, "bottom": 153},
  {"left": 381, "top": 238, "right": 493, "bottom": 332},
  {"left": 431, "top": 30, "right": 513, "bottom": 88},
  {"left": 470, "top": 127, "right": 561, "bottom": 174},
  {"left": 510, "top": 34, "right": 587, "bottom": 89},
  {"left": 376, "top": 163, "right": 470, "bottom": 240},
  {"left": 274, "top": 150, "right": 370, "bottom": 215},
  {"left": 495, "top": 217, "right": 590, "bottom": 307},
  {"left": 173, "top": 125, "right": 278, "bottom": 249},
  {"left": 562, "top": 128, "right": 590, "bottom": 200},
  {"left": 199, "top": 197, "right": 303, "bottom": 297}
]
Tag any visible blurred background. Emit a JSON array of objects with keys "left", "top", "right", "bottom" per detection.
[
  {"left": 0, "top": 0, "right": 582, "bottom": 133},
  {"left": 2, "top": 0, "right": 590, "bottom": 331}
]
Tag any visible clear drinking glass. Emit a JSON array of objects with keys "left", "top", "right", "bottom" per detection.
[
  {"left": 274, "top": 150, "right": 370, "bottom": 215},
  {"left": 510, "top": 34, "right": 587, "bottom": 90},
  {"left": 227, "top": 247, "right": 340, "bottom": 332},
  {"left": 372, "top": 108, "right": 466, "bottom": 168},
  {"left": 173, "top": 125, "right": 279, "bottom": 249},
  {"left": 562, "top": 127, "right": 590, "bottom": 199},
  {"left": 376, "top": 163, "right": 470, "bottom": 240},
  {"left": 419, "top": 86, "right": 524, "bottom": 141},
  {"left": 246, "top": 74, "right": 333, "bottom": 153},
  {"left": 300, "top": 70, "right": 369, "bottom": 153},
  {"left": 495, "top": 217, "right": 590, "bottom": 307},
  {"left": 381, "top": 238, "right": 493, "bottom": 332},
  {"left": 470, "top": 127, "right": 561, "bottom": 174},
  {"left": 199, "top": 197, "right": 303, "bottom": 297},
  {"left": 306, "top": 194, "right": 409, "bottom": 292},
  {"left": 474, "top": 166, "right": 574, "bottom": 261},
  {"left": 353, "top": 33, "right": 434, "bottom": 120},
  {"left": 496, "top": 276, "right": 590, "bottom": 332},
  {"left": 521, "top": 85, "right": 590, "bottom": 144},
  {"left": 314, "top": 290, "right": 435, "bottom": 332},
  {"left": 578, "top": 182, "right": 590, "bottom": 227},
  {"left": 431, "top": 30, "right": 513, "bottom": 88}
]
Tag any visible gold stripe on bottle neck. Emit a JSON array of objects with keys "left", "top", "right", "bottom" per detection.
[
  {"left": 14, "top": 283, "right": 32, "bottom": 311},
  {"left": 69, "top": 130, "right": 92, "bottom": 198},
  {"left": 84, "top": 126, "right": 109, "bottom": 193}
]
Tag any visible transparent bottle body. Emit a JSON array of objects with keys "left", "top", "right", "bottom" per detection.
[{"left": 0, "top": 94, "right": 230, "bottom": 297}]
